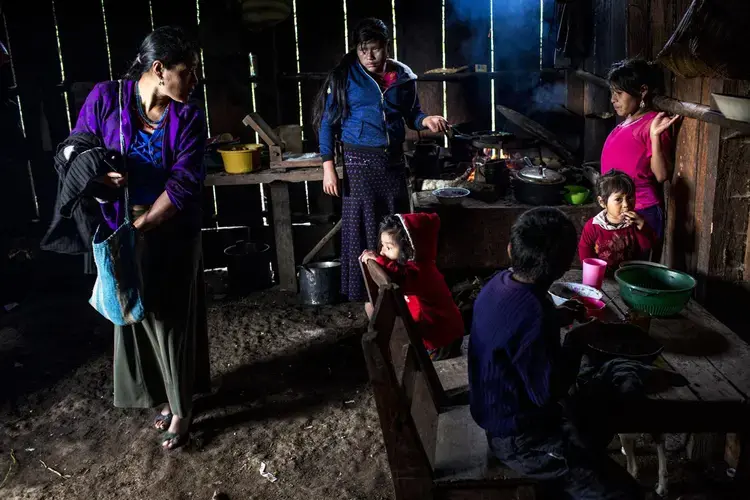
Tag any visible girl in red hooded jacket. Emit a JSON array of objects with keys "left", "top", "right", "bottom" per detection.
[{"left": 360, "top": 212, "right": 464, "bottom": 360}]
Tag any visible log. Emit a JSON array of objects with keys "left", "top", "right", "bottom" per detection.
[
  {"left": 301, "top": 219, "right": 341, "bottom": 266},
  {"left": 495, "top": 105, "right": 577, "bottom": 164},
  {"left": 574, "top": 70, "right": 750, "bottom": 134}
]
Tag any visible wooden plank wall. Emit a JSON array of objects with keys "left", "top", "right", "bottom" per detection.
[
  {"left": 6, "top": 0, "right": 562, "bottom": 270},
  {"left": 619, "top": 0, "right": 750, "bottom": 332}
]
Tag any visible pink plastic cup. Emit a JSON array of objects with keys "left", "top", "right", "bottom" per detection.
[{"left": 582, "top": 258, "right": 607, "bottom": 289}]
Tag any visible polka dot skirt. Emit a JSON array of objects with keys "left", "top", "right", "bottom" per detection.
[{"left": 341, "top": 148, "right": 410, "bottom": 302}]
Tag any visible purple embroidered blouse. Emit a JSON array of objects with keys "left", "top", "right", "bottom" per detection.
[{"left": 72, "top": 79, "right": 206, "bottom": 230}]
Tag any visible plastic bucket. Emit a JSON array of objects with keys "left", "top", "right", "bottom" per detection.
[{"left": 219, "top": 143, "right": 263, "bottom": 174}]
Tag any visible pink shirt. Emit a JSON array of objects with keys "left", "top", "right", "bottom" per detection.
[{"left": 600, "top": 111, "right": 672, "bottom": 210}]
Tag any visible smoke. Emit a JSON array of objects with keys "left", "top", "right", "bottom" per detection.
[
  {"left": 447, "top": 0, "right": 545, "bottom": 67},
  {"left": 529, "top": 81, "right": 566, "bottom": 112}
]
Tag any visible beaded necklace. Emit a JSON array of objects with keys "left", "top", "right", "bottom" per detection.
[{"left": 135, "top": 82, "right": 169, "bottom": 129}]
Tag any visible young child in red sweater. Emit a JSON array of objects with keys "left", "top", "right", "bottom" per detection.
[
  {"left": 579, "top": 170, "right": 657, "bottom": 269},
  {"left": 360, "top": 213, "right": 464, "bottom": 360}
]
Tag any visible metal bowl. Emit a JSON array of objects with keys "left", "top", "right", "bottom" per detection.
[{"left": 433, "top": 187, "right": 470, "bottom": 206}]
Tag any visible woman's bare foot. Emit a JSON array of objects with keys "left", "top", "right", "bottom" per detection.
[
  {"left": 152, "top": 404, "right": 172, "bottom": 431},
  {"left": 161, "top": 412, "right": 191, "bottom": 450}
]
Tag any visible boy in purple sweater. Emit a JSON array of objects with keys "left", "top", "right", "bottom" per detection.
[{"left": 468, "top": 208, "right": 643, "bottom": 499}]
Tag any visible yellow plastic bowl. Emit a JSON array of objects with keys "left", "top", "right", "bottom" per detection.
[{"left": 218, "top": 143, "right": 263, "bottom": 174}]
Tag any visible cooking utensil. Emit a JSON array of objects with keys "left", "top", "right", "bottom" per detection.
[
  {"left": 512, "top": 160, "right": 567, "bottom": 205},
  {"left": 586, "top": 323, "right": 664, "bottom": 364},
  {"left": 224, "top": 241, "right": 273, "bottom": 293},
  {"left": 298, "top": 261, "right": 341, "bottom": 305},
  {"left": 614, "top": 265, "right": 696, "bottom": 316},
  {"left": 433, "top": 187, "right": 470, "bottom": 205},
  {"left": 563, "top": 185, "right": 591, "bottom": 205},
  {"left": 549, "top": 282, "right": 604, "bottom": 306}
]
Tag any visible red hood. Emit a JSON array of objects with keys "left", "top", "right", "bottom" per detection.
[{"left": 397, "top": 212, "right": 440, "bottom": 262}]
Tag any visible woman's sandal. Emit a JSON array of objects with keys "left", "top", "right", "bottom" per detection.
[
  {"left": 160, "top": 430, "right": 190, "bottom": 451},
  {"left": 153, "top": 413, "right": 173, "bottom": 432}
]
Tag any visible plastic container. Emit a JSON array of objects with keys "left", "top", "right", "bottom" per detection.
[
  {"left": 563, "top": 185, "right": 591, "bottom": 205},
  {"left": 582, "top": 258, "right": 607, "bottom": 289},
  {"left": 218, "top": 143, "right": 263, "bottom": 174},
  {"left": 614, "top": 265, "right": 696, "bottom": 317},
  {"left": 548, "top": 282, "right": 603, "bottom": 306},
  {"left": 574, "top": 295, "right": 607, "bottom": 319}
]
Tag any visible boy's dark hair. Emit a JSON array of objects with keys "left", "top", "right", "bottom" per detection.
[
  {"left": 596, "top": 170, "right": 635, "bottom": 202},
  {"left": 607, "top": 58, "right": 663, "bottom": 104},
  {"left": 510, "top": 208, "right": 577, "bottom": 283},
  {"left": 378, "top": 215, "right": 413, "bottom": 264}
]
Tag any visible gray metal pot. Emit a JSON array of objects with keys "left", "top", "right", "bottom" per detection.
[{"left": 298, "top": 261, "right": 341, "bottom": 305}]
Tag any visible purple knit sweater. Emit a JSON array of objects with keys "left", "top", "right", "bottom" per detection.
[
  {"left": 468, "top": 270, "right": 569, "bottom": 437},
  {"left": 72, "top": 80, "right": 206, "bottom": 229}
]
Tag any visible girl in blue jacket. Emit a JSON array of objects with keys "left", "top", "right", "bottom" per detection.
[{"left": 313, "top": 17, "right": 447, "bottom": 301}]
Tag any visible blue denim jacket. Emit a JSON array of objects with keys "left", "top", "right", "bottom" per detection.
[{"left": 318, "top": 59, "right": 427, "bottom": 162}]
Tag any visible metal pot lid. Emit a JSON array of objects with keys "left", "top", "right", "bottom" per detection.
[{"left": 518, "top": 166, "right": 566, "bottom": 184}]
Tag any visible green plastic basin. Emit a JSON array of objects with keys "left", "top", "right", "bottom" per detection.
[{"left": 614, "top": 265, "right": 696, "bottom": 317}]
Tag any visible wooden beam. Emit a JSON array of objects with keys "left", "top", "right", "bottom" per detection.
[
  {"left": 269, "top": 182, "right": 296, "bottom": 292},
  {"left": 204, "top": 166, "right": 343, "bottom": 186},
  {"left": 301, "top": 220, "right": 342, "bottom": 266},
  {"left": 574, "top": 70, "right": 750, "bottom": 134}
]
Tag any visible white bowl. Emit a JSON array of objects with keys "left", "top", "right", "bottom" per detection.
[
  {"left": 712, "top": 93, "right": 750, "bottom": 122},
  {"left": 548, "top": 282, "right": 603, "bottom": 306}
]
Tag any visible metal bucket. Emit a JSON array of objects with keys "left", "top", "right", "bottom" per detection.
[
  {"left": 224, "top": 241, "right": 273, "bottom": 294},
  {"left": 298, "top": 261, "right": 341, "bottom": 305}
]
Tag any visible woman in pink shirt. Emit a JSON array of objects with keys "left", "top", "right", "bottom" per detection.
[{"left": 601, "top": 59, "right": 680, "bottom": 240}]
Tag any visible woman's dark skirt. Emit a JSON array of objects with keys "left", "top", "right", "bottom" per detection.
[
  {"left": 113, "top": 221, "right": 211, "bottom": 418},
  {"left": 341, "top": 148, "right": 409, "bottom": 302}
]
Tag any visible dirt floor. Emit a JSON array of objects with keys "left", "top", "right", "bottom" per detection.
[{"left": 0, "top": 273, "right": 738, "bottom": 500}]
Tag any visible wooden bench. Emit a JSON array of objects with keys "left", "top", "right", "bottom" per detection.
[{"left": 361, "top": 260, "right": 538, "bottom": 499}]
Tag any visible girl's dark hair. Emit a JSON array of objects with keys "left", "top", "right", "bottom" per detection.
[
  {"left": 607, "top": 58, "right": 663, "bottom": 105},
  {"left": 124, "top": 26, "right": 198, "bottom": 80},
  {"left": 510, "top": 208, "right": 577, "bottom": 284},
  {"left": 312, "top": 18, "right": 390, "bottom": 134},
  {"left": 378, "top": 215, "right": 413, "bottom": 264},
  {"left": 596, "top": 170, "right": 635, "bottom": 201}
]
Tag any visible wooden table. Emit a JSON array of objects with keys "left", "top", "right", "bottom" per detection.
[
  {"left": 563, "top": 270, "right": 750, "bottom": 486},
  {"left": 205, "top": 167, "right": 343, "bottom": 291},
  {"left": 414, "top": 191, "right": 600, "bottom": 270}
]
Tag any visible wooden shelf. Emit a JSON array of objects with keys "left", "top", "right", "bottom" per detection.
[{"left": 280, "top": 69, "right": 562, "bottom": 83}]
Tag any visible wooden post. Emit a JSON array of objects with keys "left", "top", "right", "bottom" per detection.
[{"left": 269, "top": 182, "right": 297, "bottom": 291}]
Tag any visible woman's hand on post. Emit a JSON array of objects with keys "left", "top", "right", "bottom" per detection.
[
  {"left": 422, "top": 115, "right": 449, "bottom": 133},
  {"left": 322, "top": 160, "right": 339, "bottom": 197},
  {"left": 649, "top": 112, "right": 680, "bottom": 139}
]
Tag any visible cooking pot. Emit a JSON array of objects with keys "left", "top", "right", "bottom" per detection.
[
  {"left": 298, "top": 261, "right": 341, "bottom": 305},
  {"left": 224, "top": 241, "right": 273, "bottom": 294},
  {"left": 512, "top": 159, "right": 567, "bottom": 206}
]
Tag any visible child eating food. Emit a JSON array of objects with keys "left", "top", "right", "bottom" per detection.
[
  {"left": 469, "top": 207, "right": 643, "bottom": 499},
  {"left": 360, "top": 212, "right": 464, "bottom": 361},
  {"left": 579, "top": 170, "right": 657, "bottom": 270}
]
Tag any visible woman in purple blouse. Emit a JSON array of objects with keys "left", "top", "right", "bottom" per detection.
[{"left": 74, "top": 27, "right": 210, "bottom": 450}]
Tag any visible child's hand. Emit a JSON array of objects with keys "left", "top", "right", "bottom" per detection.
[
  {"left": 359, "top": 250, "right": 379, "bottom": 264},
  {"left": 622, "top": 211, "right": 645, "bottom": 230},
  {"left": 559, "top": 300, "right": 587, "bottom": 324}
]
